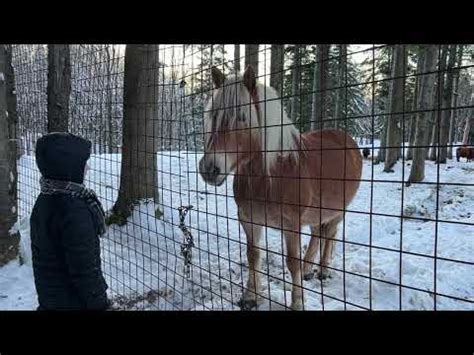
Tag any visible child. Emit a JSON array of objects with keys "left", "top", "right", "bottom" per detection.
[{"left": 30, "top": 132, "right": 109, "bottom": 310}]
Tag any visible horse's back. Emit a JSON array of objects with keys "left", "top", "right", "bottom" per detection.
[{"left": 302, "top": 129, "right": 362, "bottom": 180}]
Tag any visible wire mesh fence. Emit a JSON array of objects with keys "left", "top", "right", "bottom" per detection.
[{"left": 10, "top": 44, "right": 474, "bottom": 310}]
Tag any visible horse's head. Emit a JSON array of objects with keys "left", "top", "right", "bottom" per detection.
[{"left": 199, "top": 65, "right": 261, "bottom": 186}]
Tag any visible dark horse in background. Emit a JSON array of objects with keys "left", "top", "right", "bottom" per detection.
[
  {"left": 457, "top": 146, "right": 474, "bottom": 162},
  {"left": 362, "top": 147, "right": 370, "bottom": 159}
]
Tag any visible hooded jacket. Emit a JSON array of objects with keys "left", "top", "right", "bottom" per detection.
[{"left": 30, "top": 132, "right": 109, "bottom": 310}]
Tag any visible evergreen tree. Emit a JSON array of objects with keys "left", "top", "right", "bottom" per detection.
[
  {"left": 190, "top": 45, "right": 230, "bottom": 98},
  {"left": 282, "top": 45, "right": 315, "bottom": 132},
  {"left": 329, "top": 45, "right": 367, "bottom": 136},
  {"left": 283, "top": 45, "right": 367, "bottom": 136},
  {"left": 362, "top": 46, "right": 392, "bottom": 162},
  {"left": 187, "top": 45, "right": 230, "bottom": 151}
]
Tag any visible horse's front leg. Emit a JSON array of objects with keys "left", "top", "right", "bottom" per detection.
[
  {"left": 238, "top": 216, "right": 263, "bottom": 310},
  {"left": 284, "top": 229, "right": 304, "bottom": 310}
]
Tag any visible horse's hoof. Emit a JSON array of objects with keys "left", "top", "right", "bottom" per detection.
[
  {"left": 317, "top": 269, "right": 332, "bottom": 281},
  {"left": 303, "top": 271, "right": 314, "bottom": 281},
  {"left": 291, "top": 302, "right": 303, "bottom": 311},
  {"left": 237, "top": 298, "right": 258, "bottom": 310}
]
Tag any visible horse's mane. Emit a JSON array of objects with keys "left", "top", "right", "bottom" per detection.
[{"left": 205, "top": 73, "right": 301, "bottom": 174}]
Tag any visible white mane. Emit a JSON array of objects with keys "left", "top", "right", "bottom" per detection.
[{"left": 205, "top": 74, "right": 300, "bottom": 172}]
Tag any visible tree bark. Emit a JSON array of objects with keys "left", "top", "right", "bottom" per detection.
[
  {"left": 406, "top": 117, "right": 416, "bottom": 160},
  {"left": 462, "top": 117, "right": 470, "bottom": 145},
  {"left": 105, "top": 46, "right": 115, "bottom": 154},
  {"left": 437, "top": 45, "right": 457, "bottom": 163},
  {"left": 428, "top": 120, "right": 439, "bottom": 161},
  {"left": 111, "top": 45, "right": 161, "bottom": 224},
  {"left": 245, "top": 44, "right": 259, "bottom": 77},
  {"left": 384, "top": 45, "right": 406, "bottom": 172},
  {"left": 468, "top": 99, "right": 474, "bottom": 145},
  {"left": 234, "top": 44, "right": 240, "bottom": 73},
  {"left": 290, "top": 45, "right": 301, "bottom": 124},
  {"left": 375, "top": 119, "right": 388, "bottom": 164},
  {"left": 406, "top": 50, "right": 423, "bottom": 161},
  {"left": 428, "top": 45, "right": 448, "bottom": 161},
  {"left": 47, "top": 44, "right": 71, "bottom": 132},
  {"left": 311, "top": 44, "right": 330, "bottom": 131},
  {"left": 447, "top": 45, "right": 464, "bottom": 159},
  {"left": 334, "top": 44, "right": 347, "bottom": 130},
  {"left": 0, "top": 44, "right": 20, "bottom": 265},
  {"left": 407, "top": 45, "right": 439, "bottom": 185},
  {"left": 270, "top": 44, "right": 284, "bottom": 94},
  {"left": 459, "top": 75, "right": 472, "bottom": 146}
]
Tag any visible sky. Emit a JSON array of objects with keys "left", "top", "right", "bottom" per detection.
[
  {"left": 143, "top": 44, "right": 376, "bottom": 80},
  {"left": 95, "top": 44, "right": 474, "bottom": 93}
]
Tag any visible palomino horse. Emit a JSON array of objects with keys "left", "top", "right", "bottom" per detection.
[{"left": 199, "top": 65, "right": 362, "bottom": 310}]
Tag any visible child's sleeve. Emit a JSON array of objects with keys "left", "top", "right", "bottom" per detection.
[{"left": 61, "top": 203, "right": 109, "bottom": 310}]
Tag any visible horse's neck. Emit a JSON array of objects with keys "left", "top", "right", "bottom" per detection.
[
  {"left": 237, "top": 149, "right": 302, "bottom": 180},
  {"left": 237, "top": 151, "right": 265, "bottom": 176},
  {"left": 236, "top": 124, "right": 305, "bottom": 182}
]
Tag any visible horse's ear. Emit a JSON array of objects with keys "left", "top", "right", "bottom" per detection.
[
  {"left": 211, "top": 66, "right": 225, "bottom": 88},
  {"left": 243, "top": 65, "right": 256, "bottom": 93}
]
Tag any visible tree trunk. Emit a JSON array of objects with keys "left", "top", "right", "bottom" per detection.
[
  {"left": 334, "top": 44, "right": 347, "bottom": 130},
  {"left": 105, "top": 46, "right": 115, "bottom": 154},
  {"left": 407, "top": 45, "right": 439, "bottom": 185},
  {"left": 290, "top": 45, "right": 301, "bottom": 124},
  {"left": 457, "top": 76, "right": 472, "bottom": 146},
  {"left": 384, "top": 45, "right": 406, "bottom": 172},
  {"left": 406, "top": 50, "right": 423, "bottom": 161},
  {"left": 47, "top": 44, "right": 71, "bottom": 133},
  {"left": 245, "top": 44, "right": 259, "bottom": 77},
  {"left": 234, "top": 45, "right": 240, "bottom": 73},
  {"left": 111, "top": 45, "right": 161, "bottom": 224},
  {"left": 437, "top": 45, "right": 457, "bottom": 163},
  {"left": 406, "top": 116, "right": 416, "bottom": 160},
  {"left": 376, "top": 48, "right": 394, "bottom": 164},
  {"left": 447, "top": 46, "right": 464, "bottom": 159},
  {"left": 270, "top": 44, "right": 284, "bottom": 94},
  {"left": 375, "top": 120, "right": 388, "bottom": 164},
  {"left": 0, "top": 45, "right": 20, "bottom": 266},
  {"left": 428, "top": 121, "right": 439, "bottom": 161},
  {"left": 428, "top": 45, "right": 448, "bottom": 161},
  {"left": 311, "top": 44, "right": 330, "bottom": 131},
  {"left": 468, "top": 99, "right": 474, "bottom": 145},
  {"left": 462, "top": 117, "right": 470, "bottom": 145}
]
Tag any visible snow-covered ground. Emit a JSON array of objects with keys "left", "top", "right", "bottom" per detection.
[{"left": 1, "top": 148, "right": 473, "bottom": 310}]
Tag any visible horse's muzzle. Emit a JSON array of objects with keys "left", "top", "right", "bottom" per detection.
[{"left": 199, "top": 156, "right": 225, "bottom": 186}]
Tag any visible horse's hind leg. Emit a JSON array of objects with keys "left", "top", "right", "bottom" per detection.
[
  {"left": 238, "top": 218, "right": 263, "bottom": 310},
  {"left": 318, "top": 216, "right": 342, "bottom": 280},
  {"left": 302, "top": 225, "right": 321, "bottom": 281}
]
